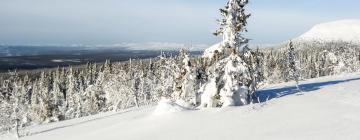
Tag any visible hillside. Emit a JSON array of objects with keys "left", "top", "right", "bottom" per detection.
[
  {"left": 296, "top": 19, "right": 360, "bottom": 43},
  {"left": 2, "top": 73, "right": 360, "bottom": 140}
]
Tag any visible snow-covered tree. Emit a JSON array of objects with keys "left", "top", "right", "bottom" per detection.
[
  {"left": 65, "top": 67, "right": 82, "bottom": 119},
  {"left": 287, "top": 41, "right": 301, "bottom": 91},
  {"left": 83, "top": 73, "right": 105, "bottom": 114},
  {"left": 214, "top": 0, "right": 251, "bottom": 53},
  {"left": 200, "top": 0, "right": 255, "bottom": 107},
  {"left": 50, "top": 68, "right": 66, "bottom": 121},
  {"left": 173, "top": 49, "right": 197, "bottom": 105},
  {"left": 219, "top": 52, "right": 251, "bottom": 106},
  {"left": 129, "top": 59, "right": 141, "bottom": 108},
  {"left": 38, "top": 72, "right": 52, "bottom": 122},
  {"left": 144, "top": 58, "right": 159, "bottom": 104}
]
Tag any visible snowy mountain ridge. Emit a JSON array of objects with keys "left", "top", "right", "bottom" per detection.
[{"left": 296, "top": 19, "right": 360, "bottom": 44}]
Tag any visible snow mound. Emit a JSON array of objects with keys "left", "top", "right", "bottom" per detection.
[
  {"left": 296, "top": 19, "right": 360, "bottom": 43},
  {"left": 153, "top": 98, "right": 188, "bottom": 115},
  {"left": 202, "top": 43, "right": 222, "bottom": 59}
]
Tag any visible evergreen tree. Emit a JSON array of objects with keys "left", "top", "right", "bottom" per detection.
[
  {"left": 38, "top": 71, "right": 52, "bottom": 122},
  {"left": 287, "top": 41, "right": 301, "bottom": 92},
  {"left": 214, "top": 0, "right": 251, "bottom": 52},
  {"left": 50, "top": 68, "right": 66, "bottom": 121},
  {"left": 200, "top": 0, "right": 256, "bottom": 107},
  {"left": 65, "top": 67, "right": 82, "bottom": 119},
  {"left": 174, "top": 49, "right": 196, "bottom": 104}
]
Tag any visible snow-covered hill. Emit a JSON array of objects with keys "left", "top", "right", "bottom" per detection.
[
  {"left": 296, "top": 19, "right": 360, "bottom": 43},
  {"left": 2, "top": 73, "right": 360, "bottom": 140}
]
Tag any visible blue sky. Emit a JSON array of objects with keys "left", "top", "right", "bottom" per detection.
[{"left": 0, "top": 0, "right": 360, "bottom": 46}]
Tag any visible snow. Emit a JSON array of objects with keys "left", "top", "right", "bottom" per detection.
[
  {"left": 51, "top": 59, "right": 81, "bottom": 63},
  {"left": 51, "top": 59, "right": 65, "bottom": 63},
  {"left": 3, "top": 73, "right": 360, "bottom": 140},
  {"left": 202, "top": 43, "right": 222, "bottom": 59},
  {"left": 152, "top": 98, "right": 188, "bottom": 116},
  {"left": 117, "top": 42, "right": 209, "bottom": 51},
  {"left": 0, "top": 133, "right": 18, "bottom": 140},
  {"left": 199, "top": 78, "right": 218, "bottom": 107},
  {"left": 297, "top": 19, "right": 360, "bottom": 43}
]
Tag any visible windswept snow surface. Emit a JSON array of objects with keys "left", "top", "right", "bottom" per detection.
[
  {"left": 297, "top": 19, "right": 360, "bottom": 43},
  {"left": 4, "top": 73, "right": 360, "bottom": 140}
]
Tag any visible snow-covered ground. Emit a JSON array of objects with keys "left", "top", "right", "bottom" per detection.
[
  {"left": 2, "top": 73, "right": 360, "bottom": 140},
  {"left": 296, "top": 19, "right": 360, "bottom": 43}
]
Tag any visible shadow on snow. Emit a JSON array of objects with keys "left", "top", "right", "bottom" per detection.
[
  {"left": 25, "top": 109, "right": 134, "bottom": 137},
  {"left": 255, "top": 77, "right": 360, "bottom": 103}
]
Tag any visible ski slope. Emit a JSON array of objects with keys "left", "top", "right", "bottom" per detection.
[{"left": 3, "top": 73, "right": 360, "bottom": 140}]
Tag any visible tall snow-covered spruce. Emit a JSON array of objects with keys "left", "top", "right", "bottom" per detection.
[
  {"left": 287, "top": 41, "right": 301, "bottom": 91},
  {"left": 174, "top": 49, "right": 196, "bottom": 103},
  {"left": 200, "top": 0, "right": 257, "bottom": 107}
]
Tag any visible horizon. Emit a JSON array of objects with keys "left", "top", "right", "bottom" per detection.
[{"left": 1, "top": 0, "right": 360, "bottom": 47}]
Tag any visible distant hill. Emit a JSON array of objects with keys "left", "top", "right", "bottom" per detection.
[{"left": 296, "top": 19, "right": 360, "bottom": 44}]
